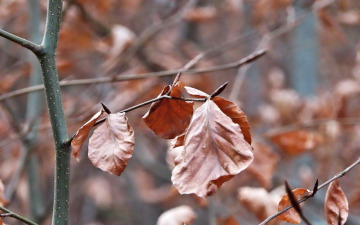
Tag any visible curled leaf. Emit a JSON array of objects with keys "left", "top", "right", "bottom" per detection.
[
  {"left": 143, "top": 81, "right": 194, "bottom": 139},
  {"left": 156, "top": 205, "right": 196, "bottom": 225},
  {"left": 278, "top": 188, "right": 310, "bottom": 224},
  {"left": 172, "top": 100, "right": 253, "bottom": 198},
  {"left": 71, "top": 110, "right": 104, "bottom": 161},
  {"left": 325, "top": 180, "right": 349, "bottom": 225},
  {"left": 184, "top": 86, "right": 209, "bottom": 98},
  {"left": 88, "top": 113, "right": 134, "bottom": 176},
  {"left": 212, "top": 96, "right": 251, "bottom": 144}
]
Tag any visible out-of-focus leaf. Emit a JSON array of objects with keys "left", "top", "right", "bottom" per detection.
[
  {"left": 0, "top": 180, "right": 8, "bottom": 207},
  {"left": 278, "top": 188, "right": 310, "bottom": 224},
  {"left": 156, "top": 205, "right": 196, "bottom": 225},
  {"left": 71, "top": 110, "right": 104, "bottom": 161},
  {"left": 212, "top": 96, "right": 252, "bottom": 144},
  {"left": 172, "top": 100, "right": 253, "bottom": 198},
  {"left": 143, "top": 81, "right": 194, "bottom": 139},
  {"left": 217, "top": 216, "right": 240, "bottom": 225},
  {"left": 185, "top": 6, "right": 217, "bottom": 23},
  {"left": 325, "top": 180, "right": 349, "bottom": 225},
  {"left": 238, "top": 186, "right": 283, "bottom": 224},
  {"left": 247, "top": 142, "right": 279, "bottom": 188},
  {"left": 269, "top": 130, "right": 322, "bottom": 155},
  {"left": 88, "top": 112, "right": 134, "bottom": 176}
]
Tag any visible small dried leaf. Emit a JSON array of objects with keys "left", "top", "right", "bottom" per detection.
[
  {"left": 172, "top": 100, "right": 253, "bottom": 198},
  {"left": 88, "top": 113, "right": 134, "bottom": 176},
  {"left": 247, "top": 142, "right": 279, "bottom": 188},
  {"left": 184, "top": 86, "right": 209, "bottom": 98},
  {"left": 278, "top": 188, "right": 310, "bottom": 224},
  {"left": 0, "top": 180, "right": 8, "bottom": 207},
  {"left": 269, "top": 130, "right": 322, "bottom": 155},
  {"left": 143, "top": 81, "right": 194, "bottom": 139},
  {"left": 212, "top": 96, "right": 252, "bottom": 144},
  {"left": 325, "top": 181, "right": 349, "bottom": 225},
  {"left": 217, "top": 216, "right": 240, "bottom": 225},
  {"left": 71, "top": 110, "right": 104, "bottom": 161},
  {"left": 156, "top": 205, "right": 196, "bottom": 225}
]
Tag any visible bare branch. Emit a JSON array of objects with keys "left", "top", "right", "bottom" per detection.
[
  {"left": 0, "top": 49, "right": 266, "bottom": 102},
  {"left": 0, "top": 29, "right": 44, "bottom": 55},
  {"left": 259, "top": 156, "right": 360, "bottom": 225},
  {"left": 0, "top": 206, "right": 38, "bottom": 225}
]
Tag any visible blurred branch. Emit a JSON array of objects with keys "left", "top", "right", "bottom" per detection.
[
  {"left": 0, "top": 49, "right": 266, "bottom": 102},
  {"left": 0, "top": 206, "right": 38, "bottom": 225},
  {"left": 264, "top": 118, "right": 360, "bottom": 137},
  {"left": 259, "top": 156, "right": 360, "bottom": 225},
  {"left": 113, "top": 0, "right": 197, "bottom": 72},
  {"left": 0, "top": 29, "right": 43, "bottom": 55}
]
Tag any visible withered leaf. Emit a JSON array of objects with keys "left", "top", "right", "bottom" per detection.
[
  {"left": 325, "top": 180, "right": 349, "bottom": 225},
  {"left": 71, "top": 110, "right": 104, "bottom": 161},
  {"left": 157, "top": 205, "right": 196, "bottom": 225},
  {"left": 184, "top": 86, "right": 209, "bottom": 98},
  {"left": 217, "top": 216, "right": 240, "bottom": 225},
  {"left": 278, "top": 188, "right": 310, "bottom": 224},
  {"left": 212, "top": 96, "right": 252, "bottom": 144},
  {"left": 143, "top": 81, "right": 194, "bottom": 139},
  {"left": 88, "top": 112, "right": 134, "bottom": 176},
  {"left": 269, "top": 130, "right": 322, "bottom": 155},
  {"left": 247, "top": 142, "right": 279, "bottom": 188},
  {"left": 172, "top": 100, "right": 253, "bottom": 198}
]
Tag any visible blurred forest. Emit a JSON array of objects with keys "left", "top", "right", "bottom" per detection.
[{"left": 1, "top": 0, "right": 360, "bottom": 224}]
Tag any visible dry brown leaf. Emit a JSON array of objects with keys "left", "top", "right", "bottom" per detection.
[
  {"left": 238, "top": 186, "right": 283, "bottom": 223},
  {"left": 184, "top": 86, "right": 209, "bottom": 98},
  {"left": 217, "top": 216, "right": 240, "bottom": 225},
  {"left": 143, "top": 81, "right": 194, "bottom": 139},
  {"left": 156, "top": 205, "right": 196, "bottom": 225},
  {"left": 247, "top": 142, "right": 279, "bottom": 188},
  {"left": 269, "top": 130, "right": 322, "bottom": 155},
  {"left": 185, "top": 6, "right": 217, "bottom": 23},
  {"left": 0, "top": 180, "right": 8, "bottom": 207},
  {"left": 213, "top": 96, "right": 252, "bottom": 144},
  {"left": 71, "top": 110, "right": 104, "bottom": 161},
  {"left": 172, "top": 100, "right": 253, "bottom": 198},
  {"left": 324, "top": 180, "right": 349, "bottom": 225},
  {"left": 278, "top": 188, "right": 310, "bottom": 224},
  {"left": 88, "top": 113, "right": 134, "bottom": 176}
]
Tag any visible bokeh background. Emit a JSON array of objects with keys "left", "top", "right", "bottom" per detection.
[{"left": 1, "top": 0, "right": 360, "bottom": 224}]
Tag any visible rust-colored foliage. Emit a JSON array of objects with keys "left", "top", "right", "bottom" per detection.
[
  {"left": 88, "top": 113, "right": 134, "bottom": 176},
  {"left": 212, "top": 96, "right": 252, "bottom": 144},
  {"left": 324, "top": 180, "right": 349, "bottom": 225},
  {"left": 217, "top": 216, "right": 240, "bottom": 225},
  {"left": 71, "top": 110, "right": 104, "bottom": 161},
  {"left": 172, "top": 99, "right": 253, "bottom": 198},
  {"left": 269, "top": 130, "right": 322, "bottom": 155},
  {"left": 0, "top": 180, "right": 8, "bottom": 207},
  {"left": 247, "top": 142, "right": 279, "bottom": 188},
  {"left": 143, "top": 81, "right": 194, "bottom": 139},
  {"left": 156, "top": 205, "right": 196, "bottom": 225},
  {"left": 278, "top": 188, "right": 310, "bottom": 224}
]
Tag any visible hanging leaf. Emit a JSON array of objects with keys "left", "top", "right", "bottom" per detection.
[
  {"left": 324, "top": 180, "right": 349, "bottom": 225},
  {"left": 88, "top": 112, "right": 134, "bottom": 176},
  {"left": 172, "top": 100, "right": 253, "bottom": 198},
  {"left": 143, "top": 81, "right": 194, "bottom": 139},
  {"left": 212, "top": 96, "right": 252, "bottom": 144},
  {"left": 71, "top": 110, "right": 104, "bottom": 161},
  {"left": 184, "top": 86, "right": 209, "bottom": 98},
  {"left": 156, "top": 205, "right": 196, "bottom": 225},
  {"left": 278, "top": 188, "right": 310, "bottom": 224}
]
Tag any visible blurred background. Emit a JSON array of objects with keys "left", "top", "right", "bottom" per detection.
[{"left": 1, "top": 0, "right": 360, "bottom": 224}]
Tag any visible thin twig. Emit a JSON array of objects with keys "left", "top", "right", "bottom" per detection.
[
  {"left": 259, "top": 156, "right": 360, "bottom": 225},
  {"left": 0, "top": 49, "right": 266, "bottom": 102},
  {"left": 0, "top": 206, "right": 38, "bottom": 225},
  {"left": 0, "top": 29, "right": 43, "bottom": 55}
]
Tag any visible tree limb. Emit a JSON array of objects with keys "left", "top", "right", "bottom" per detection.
[{"left": 0, "top": 29, "right": 44, "bottom": 55}]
